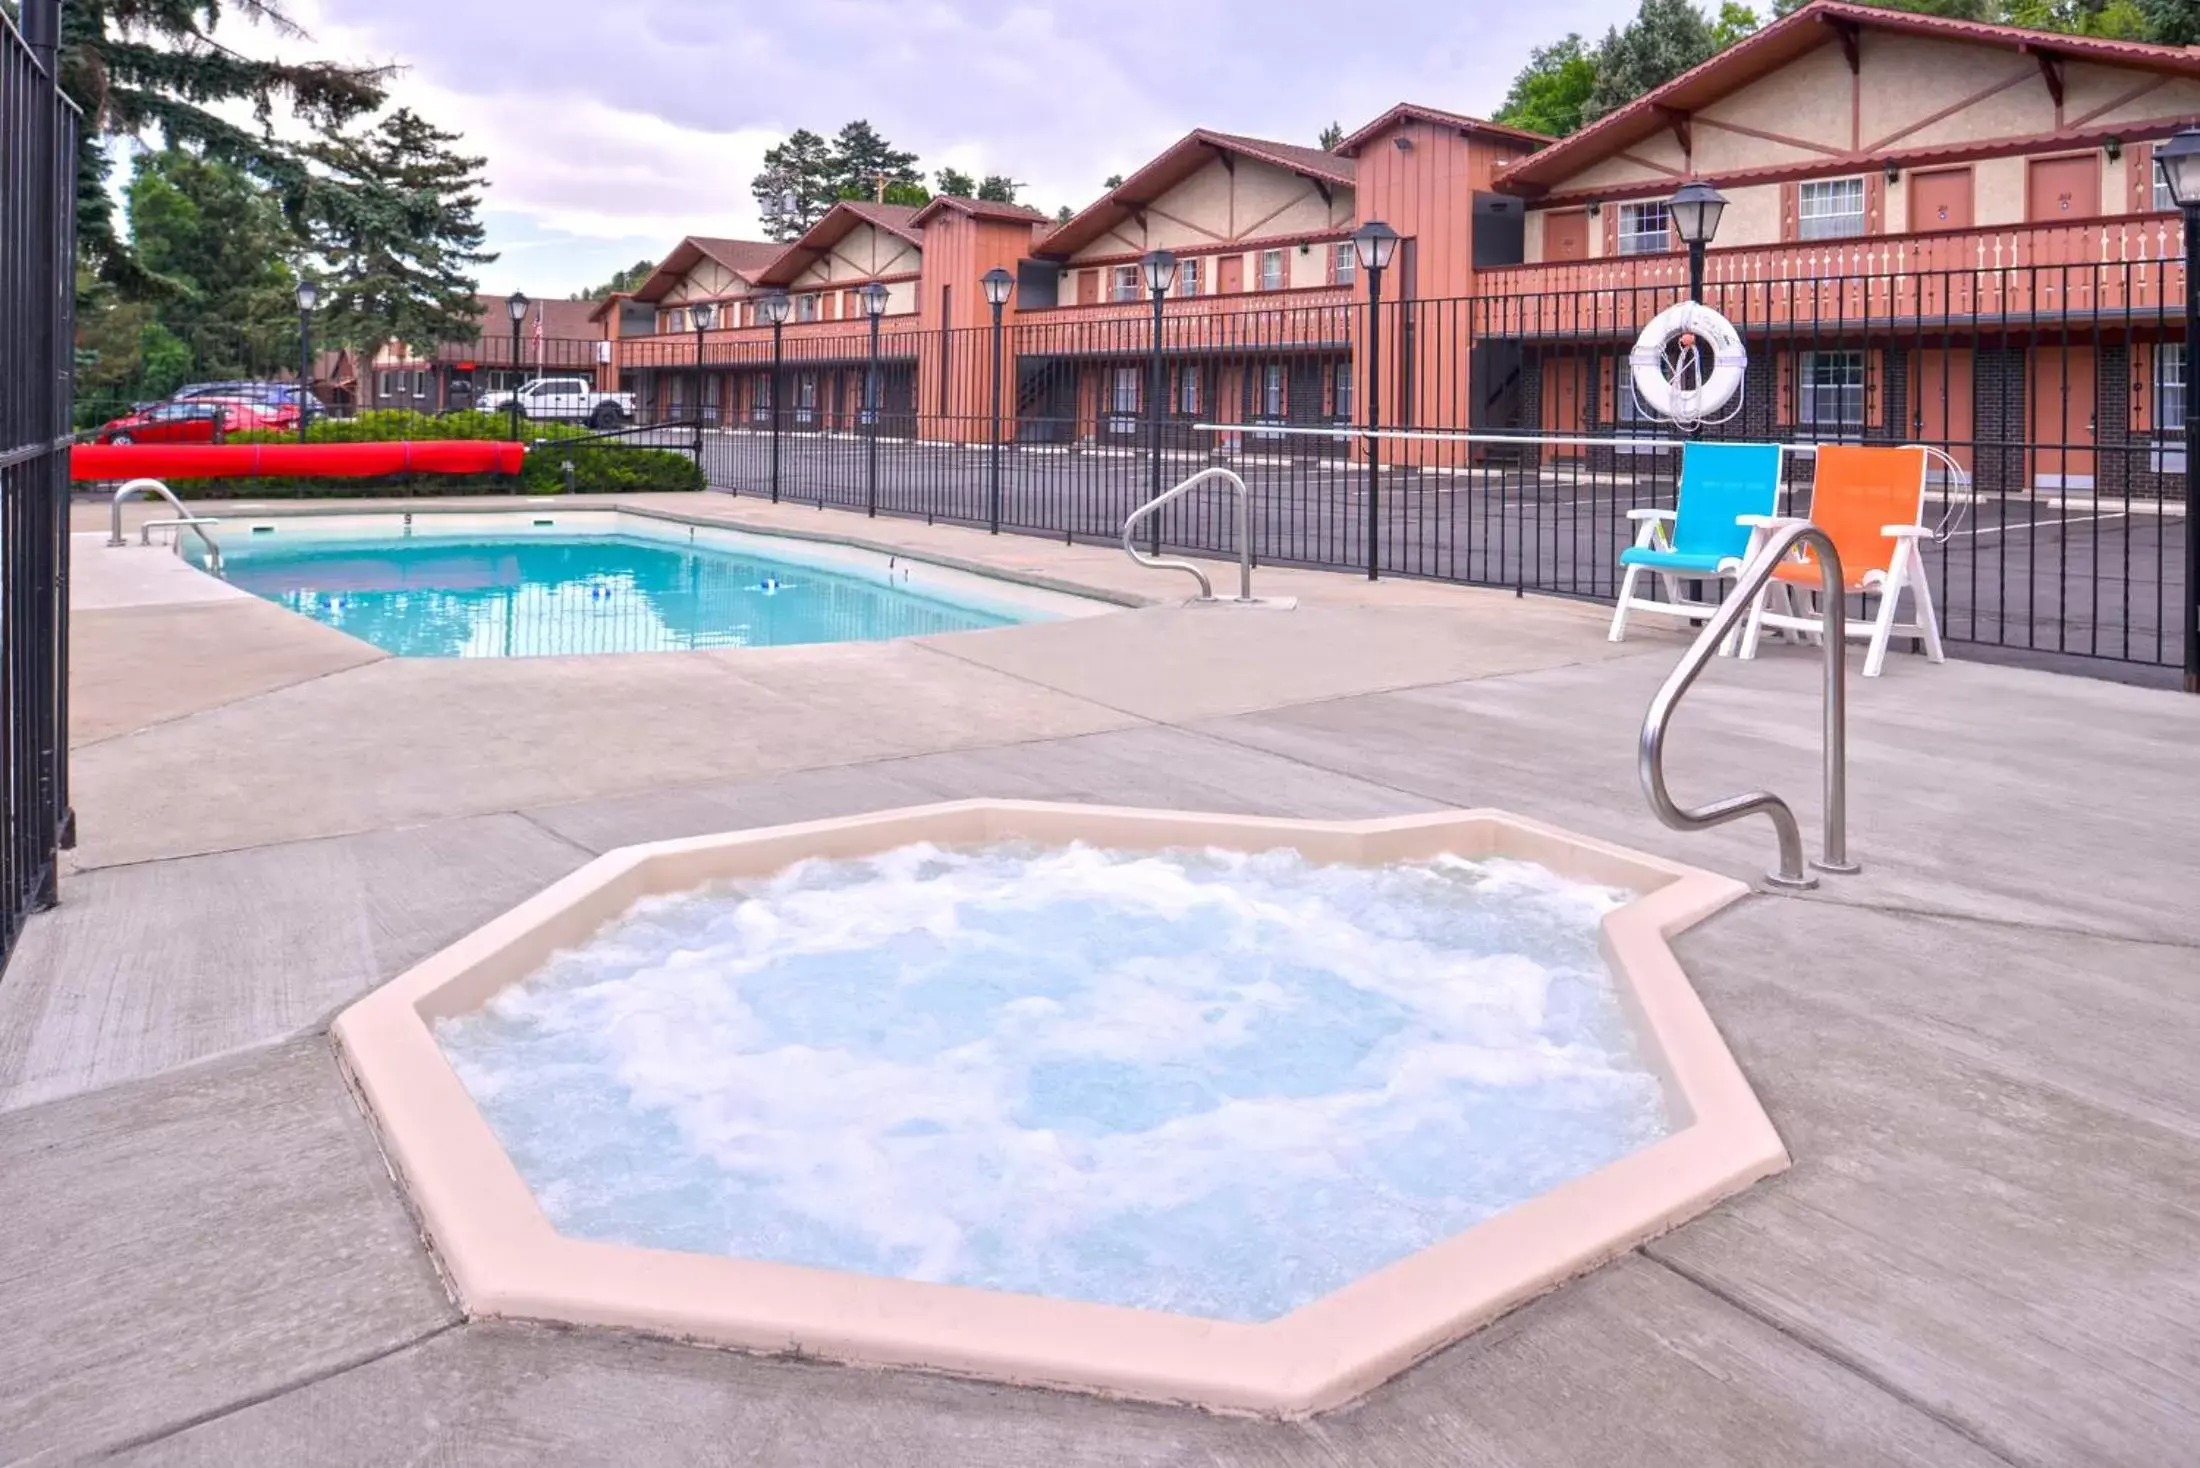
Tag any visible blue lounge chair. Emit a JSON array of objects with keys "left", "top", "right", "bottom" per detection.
[{"left": 1607, "top": 442, "right": 1784, "bottom": 643}]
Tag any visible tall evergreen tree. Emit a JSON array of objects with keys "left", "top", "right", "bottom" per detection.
[
  {"left": 826, "top": 120, "right": 922, "bottom": 202},
  {"left": 304, "top": 108, "right": 494, "bottom": 352},
  {"left": 1318, "top": 121, "right": 1345, "bottom": 150},
  {"left": 52, "top": 1, "right": 390, "bottom": 287},
  {"left": 751, "top": 128, "right": 836, "bottom": 241},
  {"left": 976, "top": 174, "right": 1022, "bottom": 204},
  {"left": 935, "top": 166, "right": 979, "bottom": 198},
  {"left": 1584, "top": 0, "right": 1720, "bottom": 124},
  {"left": 1494, "top": 35, "right": 1599, "bottom": 136},
  {"left": 125, "top": 148, "right": 299, "bottom": 370}
]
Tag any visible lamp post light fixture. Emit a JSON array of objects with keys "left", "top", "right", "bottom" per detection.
[
  {"left": 1351, "top": 221, "right": 1399, "bottom": 581},
  {"left": 505, "top": 291, "right": 529, "bottom": 441},
  {"left": 758, "top": 290, "right": 792, "bottom": 502},
  {"left": 859, "top": 281, "right": 891, "bottom": 517},
  {"left": 1668, "top": 180, "right": 1728, "bottom": 304},
  {"left": 1140, "top": 250, "right": 1178, "bottom": 555},
  {"left": 2155, "top": 126, "right": 2200, "bottom": 693},
  {"left": 690, "top": 300, "right": 716, "bottom": 464},
  {"left": 981, "top": 266, "right": 1015, "bottom": 534},
  {"left": 294, "top": 277, "right": 318, "bottom": 444}
]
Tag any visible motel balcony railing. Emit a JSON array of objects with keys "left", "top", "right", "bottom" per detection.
[{"left": 1474, "top": 212, "right": 2192, "bottom": 338}]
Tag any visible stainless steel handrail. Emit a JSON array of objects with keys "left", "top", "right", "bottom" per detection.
[
  {"left": 1640, "top": 520, "right": 1857, "bottom": 891},
  {"left": 109, "top": 478, "right": 223, "bottom": 571},
  {"left": 1120, "top": 467, "right": 1254, "bottom": 602}
]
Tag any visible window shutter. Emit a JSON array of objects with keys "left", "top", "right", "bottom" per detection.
[
  {"left": 2133, "top": 343, "right": 2154, "bottom": 433},
  {"left": 1780, "top": 182, "right": 1800, "bottom": 242},
  {"left": 1776, "top": 353, "right": 1796, "bottom": 426},
  {"left": 1867, "top": 350, "right": 1887, "bottom": 428},
  {"left": 1864, "top": 173, "right": 1885, "bottom": 234},
  {"left": 2131, "top": 142, "right": 2157, "bottom": 212}
]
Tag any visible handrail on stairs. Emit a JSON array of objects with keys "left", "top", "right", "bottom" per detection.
[
  {"left": 1639, "top": 519, "right": 1860, "bottom": 891},
  {"left": 1120, "top": 467, "right": 1255, "bottom": 603},
  {"left": 108, "top": 478, "right": 223, "bottom": 571}
]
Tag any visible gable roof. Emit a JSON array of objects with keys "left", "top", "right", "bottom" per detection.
[
  {"left": 1499, "top": 0, "right": 2200, "bottom": 194},
  {"left": 468, "top": 294, "right": 602, "bottom": 340},
  {"left": 1037, "top": 128, "right": 1356, "bottom": 259},
  {"left": 626, "top": 235, "right": 788, "bottom": 304},
  {"left": 909, "top": 194, "right": 1051, "bottom": 228},
  {"left": 753, "top": 201, "right": 925, "bottom": 287},
  {"left": 1333, "top": 103, "right": 1550, "bottom": 157}
]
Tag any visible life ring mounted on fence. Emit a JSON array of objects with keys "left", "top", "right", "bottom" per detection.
[{"left": 1629, "top": 300, "right": 1748, "bottom": 429}]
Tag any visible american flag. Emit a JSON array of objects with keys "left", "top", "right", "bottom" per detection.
[{"left": 531, "top": 301, "right": 544, "bottom": 368}]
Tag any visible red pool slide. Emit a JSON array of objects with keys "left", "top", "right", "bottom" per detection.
[{"left": 70, "top": 440, "right": 526, "bottom": 482}]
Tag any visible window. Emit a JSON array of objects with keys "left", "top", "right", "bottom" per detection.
[
  {"left": 1176, "top": 258, "right": 1202, "bottom": 297},
  {"left": 1178, "top": 365, "right": 1201, "bottom": 415},
  {"left": 797, "top": 293, "right": 821, "bottom": 322},
  {"left": 752, "top": 374, "right": 772, "bottom": 422},
  {"left": 376, "top": 371, "right": 395, "bottom": 397},
  {"left": 2154, "top": 158, "right": 2176, "bottom": 213},
  {"left": 2154, "top": 342, "right": 2186, "bottom": 472},
  {"left": 795, "top": 373, "right": 818, "bottom": 422},
  {"left": 1259, "top": 249, "right": 1286, "bottom": 291},
  {"left": 1332, "top": 362, "right": 1353, "bottom": 419},
  {"left": 1261, "top": 363, "right": 1285, "bottom": 416},
  {"left": 665, "top": 308, "right": 690, "bottom": 333},
  {"left": 1798, "top": 350, "right": 1866, "bottom": 431},
  {"left": 1110, "top": 367, "right": 1140, "bottom": 415},
  {"left": 1799, "top": 177, "right": 1867, "bottom": 240},
  {"left": 1111, "top": 264, "right": 1142, "bottom": 302},
  {"left": 1332, "top": 242, "right": 1357, "bottom": 287},
  {"left": 1617, "top": 201, "right": 1671, "bottom": 256}
]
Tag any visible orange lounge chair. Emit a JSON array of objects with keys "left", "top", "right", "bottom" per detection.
[{"left": 1738, "top": 444, "right": 1947, "bottom": 678}]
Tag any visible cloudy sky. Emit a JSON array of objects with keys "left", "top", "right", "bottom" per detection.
[{"left": 214, "top": 0, "right": 1651, "bottom": 297}]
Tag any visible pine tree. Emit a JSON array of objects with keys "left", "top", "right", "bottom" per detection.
[
  {"left": 125, "top": 148, "right": 300, "bottom": 372},
  {"left": 751, "top": 129, "right": 836, "bottom": 242},
  {"left": 1494, "top": 35, "right": 1599, "bottom": 136},
  {"left": 305, "top": 108, "right": 495, "bottom": 353},
  {"left": 1584, "top": 0, "right": 1720, "bottom": 124},
  {"left": 1318, "top": 121, "right": 1344, "bottom": 150},
  {"left": 52, "top": 0, "right": 390, "bottom": 287},
  {"left": 935, "top": 167, "right": 979, "bottom": 198},
  {"left": 976, "top": 175, "right": 1022, "bottom": 203},
  {"left": 826, "top": 120, "right": 923, "bottom": 203}
]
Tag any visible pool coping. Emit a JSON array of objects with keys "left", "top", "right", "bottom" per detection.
[{"left": 331, "top": 800, "right": 1784, "bottom": 1418}]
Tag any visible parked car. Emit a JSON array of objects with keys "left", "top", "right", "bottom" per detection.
[
  {"left": 95, "top": 398, "right": 289, "bottom": 445},
  {"left": 476, "top": 377, "right": 635, "bottom": 429},
  {"left": 172, "top": 380, "right": 325, "bottom": 418}
]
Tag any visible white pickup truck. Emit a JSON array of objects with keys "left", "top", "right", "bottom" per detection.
[{"left": 477, "top": 377, "right": 635, "bottom": 429}]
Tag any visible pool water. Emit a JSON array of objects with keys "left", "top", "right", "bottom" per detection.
[
  {"left": 436, "top": 842, "right": 1673, "bottom": 1322},
  {"left": 214, "top": 532, "right": 1025, "bottom": 657}
]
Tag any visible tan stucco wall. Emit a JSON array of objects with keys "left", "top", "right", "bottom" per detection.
[
  {"left": 663, "top": 260, "right": 740, "bottom": 305},
  {"left": 793, "top": 223, "right": 922, "bottom": 289},
  {"left": 1704, "top": 39, "right": 1854, "bottom": 150},
  {"left": 1716, "top": 182, "right": 1785, "bottom": 250},
  {"left": 1975, "top": 155, "right": 2028, "bottom": 226},
  {"left": 1065, "top": 157, "right": 1353, "bottom": 265}
]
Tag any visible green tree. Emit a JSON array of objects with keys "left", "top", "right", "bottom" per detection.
[
  {"left": 124, "top": 147, "right": 300, "bottom": 372},
  {"left": 2000, "top": 0, "right": 2151, "bottom": 35},
  {"left": 935, "top": 166, "right": 979, "bottom": 197},
  {"left": 1584, "top": 0, "right": 1720, "bottom": 124},
  {"left": 53, "top": 1, "right": 390, "bottom": 288},
  {"left": 1494, "top": 35, "right": 1599, "bottom": 136},
  {"left": 2137, "top": 0, "right": 2198, "bottom": 42},
  {"left": 304, "top": 108, "right": 495, "bottom": 352},
  {"left": 1772, "top": 0, "right": 1993, "bottom": 15},
  {"left": 825, "top": 120, "right": 923, "bottom": 202},
  {"left": 751, "top": 129, "right": 836, "bottom": 242},
  {"left": 1318, "top": 120, "right": 1344, "bottom": 150},
  {"left": 976, "top": 174, "right": 1022, "bottom": 203},
  {"left": 1104, "top": 173, "right": 1125, "bottom": 189},
  {"left": 1710, "top": 1, "right": 1763, "bottom": 46},
  {"left": 1054, "top": 204, "right": 1075, "bottom": 224},
  {"left": 572, "top": 259, "right": 657, "bottom": 301}
]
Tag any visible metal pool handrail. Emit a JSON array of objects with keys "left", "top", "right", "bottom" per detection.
[
  {"left": 1639, "top": 520, "right": 1857, "bottom": 891},
  {"left": 108, "top": 478, "right": 223, "bottom": 571},
  {"left": 1120, "top": 467, "right": 1255, "bottom": 603}
]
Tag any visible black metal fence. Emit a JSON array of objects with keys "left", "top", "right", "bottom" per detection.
[
  {"left": 605, "top": 240, "right": 2191, "bottom": 677},
  {"left": 1, "top": 3, "right": 78, "bottom": 967}
]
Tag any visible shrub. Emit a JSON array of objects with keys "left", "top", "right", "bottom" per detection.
[{"left": 169, "top": 409, "right": 704, "bottom": 498}]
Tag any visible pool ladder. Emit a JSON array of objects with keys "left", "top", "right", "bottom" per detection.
[
  {"left": 1639, "top": 521, "right": 1860, "bottom": 891},
  {"left": 1120, "top": 468, "right": 1258, "bottom": 603},
  {"left": 108, "top": 479, "right": 224, "bottom": 572}
]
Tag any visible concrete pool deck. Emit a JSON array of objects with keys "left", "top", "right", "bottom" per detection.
[{"left": 3, "top": 493, "right": 2196, "bottom": 1464}]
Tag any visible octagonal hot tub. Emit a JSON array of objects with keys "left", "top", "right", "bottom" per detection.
[{"left": 334, "top": 802, "right": 1784, "bottom": 1416}]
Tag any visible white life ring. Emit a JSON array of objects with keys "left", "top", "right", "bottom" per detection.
[{"left": 1629, "top": 301, "right": 1747, "bottom": 424}]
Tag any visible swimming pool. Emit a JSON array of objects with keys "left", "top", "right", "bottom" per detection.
[{"left": 196, "top": 510, "right": 1104, "bottom": 657}]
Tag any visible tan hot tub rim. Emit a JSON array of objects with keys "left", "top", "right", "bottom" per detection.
[{"left": 333, "top": 799, "right": 1786, "bottom": 1418}]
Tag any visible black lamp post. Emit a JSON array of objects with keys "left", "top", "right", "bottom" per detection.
[
  {"left": 982, "top": 266, "right": 1015, "bottom": 534},
  {"left": 1351, "top": 221, "right": 1400, "bottom": 581},
  {"left": 294, "top": 278, "right": 318, "bottom": 444},
  {"left": 759, "top": 290, "right": 790, "bottom": 503},
  {"left": 690, "top": 300, "right": 715, "bottom": 463},
  {"left": 2157, "top": 127, "right": 2200, "bottom": 693},
  {"left": 1140, "top": 249, "right": 1178, "bottom": 554},
  {"left": 505, "top": 291, "right": 529, "bottom": 440},
  {"left": 859, "top": 281, "right": 890, "bottom": 517},
  {"left": 1669, "top": 180, "right": 1728, "bottom": 305}
]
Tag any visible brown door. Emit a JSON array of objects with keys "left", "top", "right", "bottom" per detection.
[
  {"left": 1217, "top": 255, "right": 1244, "bottom": 294},
  {"left": 1544, "top": 210, "right": 1590, "bottom": 262},
  {"left": 1541, "top": 358, "right": 1587, "bottom": 456},
  {"left": 2026, "top": 155, "right": 2100, "bottom": 223},
  {"left": 1912, "top": 348, "right": 1974, "bottom": 474},
  {"left": 2029, "top": 345, "right": 2097, "bottom": 488},
  {"left": 1909, "top": 167, "right": 1974, "bottom": 233},
  {"left": 1076, "top": 269, "right": 1097, "bottom": 306}
]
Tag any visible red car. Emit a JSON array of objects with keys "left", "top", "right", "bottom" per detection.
[{"left": 96, "top": 397, "right": 291, "bottom": 445}]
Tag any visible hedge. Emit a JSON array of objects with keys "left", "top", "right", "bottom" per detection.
[{"left": 169, "top": 409, "right": 704, "bottom": 498}]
